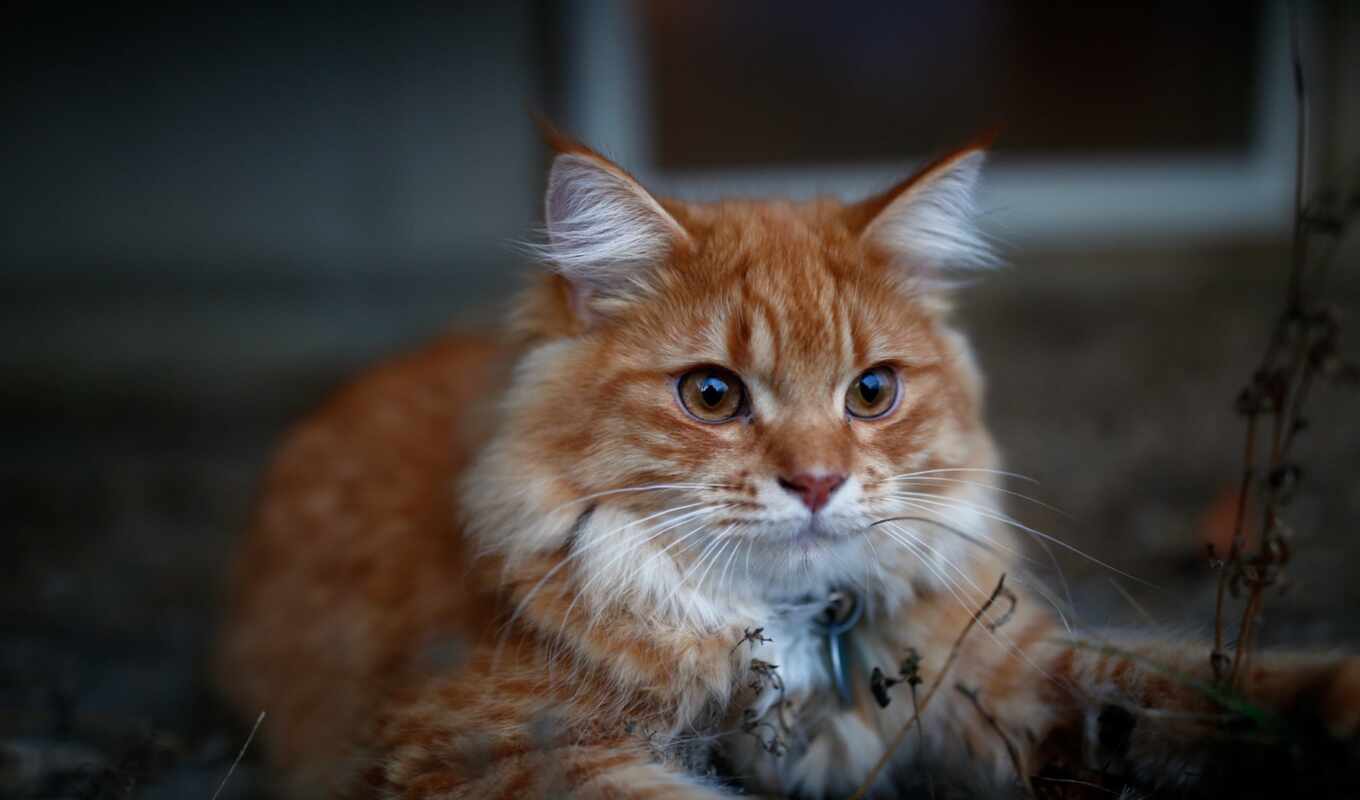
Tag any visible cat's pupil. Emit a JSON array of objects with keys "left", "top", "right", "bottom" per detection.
[
  {"left": 858, "top": 372, "right": 881, "bottom": 404},
  {"left": 699, "top": 376, "right": 727, "bottom": 408}
]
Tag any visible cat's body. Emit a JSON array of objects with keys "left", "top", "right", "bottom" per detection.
[{"left": 218, "top": 136, "right": 1360, "bottom": 799}]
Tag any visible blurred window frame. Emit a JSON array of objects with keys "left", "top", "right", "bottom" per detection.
[{"left": 561, "top": 0, "right": 1296, "bottom": 248}]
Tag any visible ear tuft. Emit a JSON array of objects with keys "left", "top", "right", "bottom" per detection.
[
  {"left": 857, "top": 147, "right": 997, "bottom": 281},
  {"left": 539, "top": 152, "right": 688, "bottom": 303}
]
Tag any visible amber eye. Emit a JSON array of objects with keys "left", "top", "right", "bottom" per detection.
[
  {"left": 677, "top": 367, "right": 746, "bottom": 423},
  {"left": 845, "top": 366, "right": 899, "bottom": 419}
]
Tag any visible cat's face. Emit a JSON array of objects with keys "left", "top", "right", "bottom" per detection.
[{"left": 472, "top": 138, "right": 1000, "bottom": 609}]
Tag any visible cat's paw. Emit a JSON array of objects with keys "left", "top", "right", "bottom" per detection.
[{"left": 1321, "top": 657, "right": 1360, "bottom": 743}]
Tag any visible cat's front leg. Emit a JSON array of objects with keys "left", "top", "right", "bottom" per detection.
[
  {"left": 369, "top": 740, "right": 729, "bottom": 800},
  {"left": 361, "top": 667, "right": 735, "bottom": 799},
  {"left": 1032, "top": 632, "right": 1360, "bottom": 793},
  {"left": 878, "top": 585, "right": 1360, "bottom": 796}
]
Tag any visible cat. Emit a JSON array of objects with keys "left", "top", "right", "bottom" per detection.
[{"left": 216, "top": 130, "right": 1360, "bottom": 799}]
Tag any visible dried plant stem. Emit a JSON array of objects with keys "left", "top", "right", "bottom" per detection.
[
  {"left": 1209, "top": 2, "right": 1356, "bottom": 691},
  {"left": 1211, "top": 413, "right": 1258, "bottom": 681},
  {"left": 211, "top": 710, "right": 265, "bottom": 800},
  {"left": 956, "top": 684, "right": 1035, "bottom": 797},
  {"left": 1207, "top": 0, "right": 1354, "bottom": 693},
  {"left": 909, "top": 681, "right": 934, "bottom": 800},
  {"left": 848, "top": 574, "right": 1010, "bottom": 800},
  {"left": 1288, "top": 11, "right": 1307, "bottom": 311}
]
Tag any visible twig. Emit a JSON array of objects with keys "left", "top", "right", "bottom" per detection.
[
  {"left": 848, "top": 574, "right": 1011, "bottom": 800},
  {"left": 1210, "top": 412, "right": 1257, "bottom": 682},
  {"left": 956, "top": 683, "right": 1035, "bottom": 797},
  {"left": 1031, "top": 773, "right": 1122, "bottom": 796},
  {"left": 211, "top": 710, "right": 265, "bottom": 800},
  {"left": 1288, "top": 0, "right": 1309, "bottom": 313},
  {"left": 730, "top": 626, "right": 772, "bottom": 656},
  {"left": 740, "top": 658, "right": 790, "bottom": 757},
  {"left": 1208, "top": 0, "right": 1357, "bottom": 690},
  {"left": 909, "top": 680, "right": 935, "bottom": 800}
]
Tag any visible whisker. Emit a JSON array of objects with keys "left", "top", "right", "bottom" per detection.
[
  {"left": 872, "top": 506, "right": 1039, "bottom": 566},
  {"left": 879, "top": 524, "right": 1063, "bottom": 686},
  {"left": 601, "top": 519, "right": 723, "bottom": 627},
  {"left": 859, "top": 523, "right": 887, "bottom": 590},
  {"left": 633, "top": 521, "right": 728, "bottom": 580},
  {"left": 682, "top": 528, "right": 730, "bottom": 576},
  {"left": 695, "top": 537, "right": 738, "bottom": 595},
  {"left": 498, "top": 501, "right": 720, "bottom": 659},
  {"left": 878, "top": 505, "right": 1076, "bottom": 633},
  {"left": 1106, "top": 576, "right": 1158, "bottom": 626},
  {"left": 886, "top": 475, "right": 1070, "bottom": 518},
  {"left": 888, "top": 523, "right": 987, "bottom": 600},
  {"left": 585, "top": 519, "right": 722, "bottom": 640},
  {"left": 658, "top": 530, "right": 733, "bottom": 612},
  {"left": 869, "top": 467, "right": 1039, "bottom": 487},
  {"left": 539, "top": 483, "right": 735, "bottom": 517},
  {"left": 881, "top": 495, "right": 1079, "bottom": 618},
  {"left": 883, "top": 491, "right": 1159, "bottom": 589},
  {"left": 572, "top": 504, "right": 730, "bottom": 603},
  {"left": 564, "top": 507, "right": 734, "bottom": 635},
  {"left": 509, "top": 501, "right": 708, "bottom": 612},
  {"left": 1007, "top": 573, "right": 1074, "bottom": 634},
  {"left": 717, "top": 535, "right": 746, "bottom": 603},
  {"left": 743, "top": 536, "right": 755, "bottom": 588},
  {"left": 878, "top": 525, "right": 987, "bottom": 614},
  {"left": 879, "top": 495, "right": 1078, "bottom": 626}
]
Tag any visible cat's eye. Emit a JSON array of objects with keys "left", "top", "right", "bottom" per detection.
[
  {"left": 676, "top": 367, "right": 746, "bottom": 423},
  {"left": 845, "top": 366, "right": 899, "bottom": 419}
]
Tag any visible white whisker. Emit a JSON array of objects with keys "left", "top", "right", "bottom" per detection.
[
  {"left": 884, "top": 491, "right": 1158, "bottom": 589},
  {"left": 880, "top": 524, "right": 1062, "bottom": 687},
  {"left": 506, "top": 501, "right": 711, "bottom": 625},
  {"left": 695, "top": 537, "right": 737, "bottom": 595},
  {"left": 538, "top": 483, "right": 734, "bottom": 518},
  {"left": 872, "top": 467, "right": 1038, "bottom": 486},
  {"left": 881, "top": 495, "right": 1077, "bottom": 625},
  {"left": 717, "top": 535, "right": 745, "bottom": 602},
  {"left": 886, "top": 475, "right": 1069, "bottom": 517},
  {"left": 572, "top": 504, "right": 730, "bottom": 604},
  {"left": 876, "top": 500, "right": 1037, "bottom": 565},
  {"left": 743, "top": 536, "right": 755, "bottom": 588},
  {"left": 1008, "top": 573, "right": 1074, "bottom": 634},
  {"left": 887, "top": 523, "right": 986, "bottom": 601},
  {"left": 564, "top": 506, "right": 733, "bottom": 634}
]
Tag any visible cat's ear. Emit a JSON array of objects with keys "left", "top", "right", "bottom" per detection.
[
  {"left": 538, "top": 133, "right": 690, "bottom": 318},
  {"left": 848, "top": 142, "right": 997, "bottom": 285}
]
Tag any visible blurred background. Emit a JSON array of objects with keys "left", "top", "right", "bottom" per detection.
[{"left": 3, "top": 2, "right": 1358, "bottom": 797}]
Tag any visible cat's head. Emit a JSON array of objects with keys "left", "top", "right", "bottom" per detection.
[{"left": 466, "top": 133, "right": 1004, "bottom": 622}]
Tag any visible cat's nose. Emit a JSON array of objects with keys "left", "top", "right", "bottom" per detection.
[{"left": 777, "top": 473, "right": 847, "bottom": 513}]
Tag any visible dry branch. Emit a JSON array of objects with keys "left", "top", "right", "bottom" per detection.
[
  {"left": 849, "top": 573, "right": 1012, "bottom": 800},
  {"left": 1209, "top": 3, "right": 1359, "bottom": 689}
]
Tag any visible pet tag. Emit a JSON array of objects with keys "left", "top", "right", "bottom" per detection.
[{"left": 812, "top": 589, "right": 863, "bottom": 706}]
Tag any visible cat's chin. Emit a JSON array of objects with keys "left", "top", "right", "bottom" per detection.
[
  {"left": 772, "top": 513, "right": 868, "bottom": 546},
  {"left": 786, "top": 519, "right": 851, "bottom": 546}
]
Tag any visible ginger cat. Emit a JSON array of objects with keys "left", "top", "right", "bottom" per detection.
[{"left": 217, "top": 133, "right": 1360, "bottom": 799}]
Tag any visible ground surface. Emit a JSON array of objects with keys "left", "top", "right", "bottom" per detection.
[{"left": 3, "top": 241, "right": 1357, "bottom": 798}]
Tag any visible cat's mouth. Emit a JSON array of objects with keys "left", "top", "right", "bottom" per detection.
[{"left": 786, "top": 514, "right": 857, "bottom": 545}]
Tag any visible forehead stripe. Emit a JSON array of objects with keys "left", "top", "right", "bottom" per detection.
[{"left": 725, "top": 307, "right": 752, "bottom": 370}]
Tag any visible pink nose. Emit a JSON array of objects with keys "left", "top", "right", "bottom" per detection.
[{"left": 778, "top": 473, "right": 847, "bottom": 513}]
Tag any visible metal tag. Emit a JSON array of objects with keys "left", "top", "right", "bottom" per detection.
[{"left": 811, "top": 589, "right": 863, "bottom": 707}]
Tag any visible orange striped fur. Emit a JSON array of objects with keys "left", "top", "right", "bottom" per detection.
[{"left": 217, "top": 138, "right": 1360, "bottom": 798}]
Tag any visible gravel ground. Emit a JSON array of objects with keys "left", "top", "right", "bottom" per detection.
[{"left": 3, "top": 240, "right": 1357, "bottom": 798}]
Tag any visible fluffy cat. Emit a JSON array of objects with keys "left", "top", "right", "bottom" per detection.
[{"left": 217, "top": 132, "right": 1360, "bottom": 799}]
